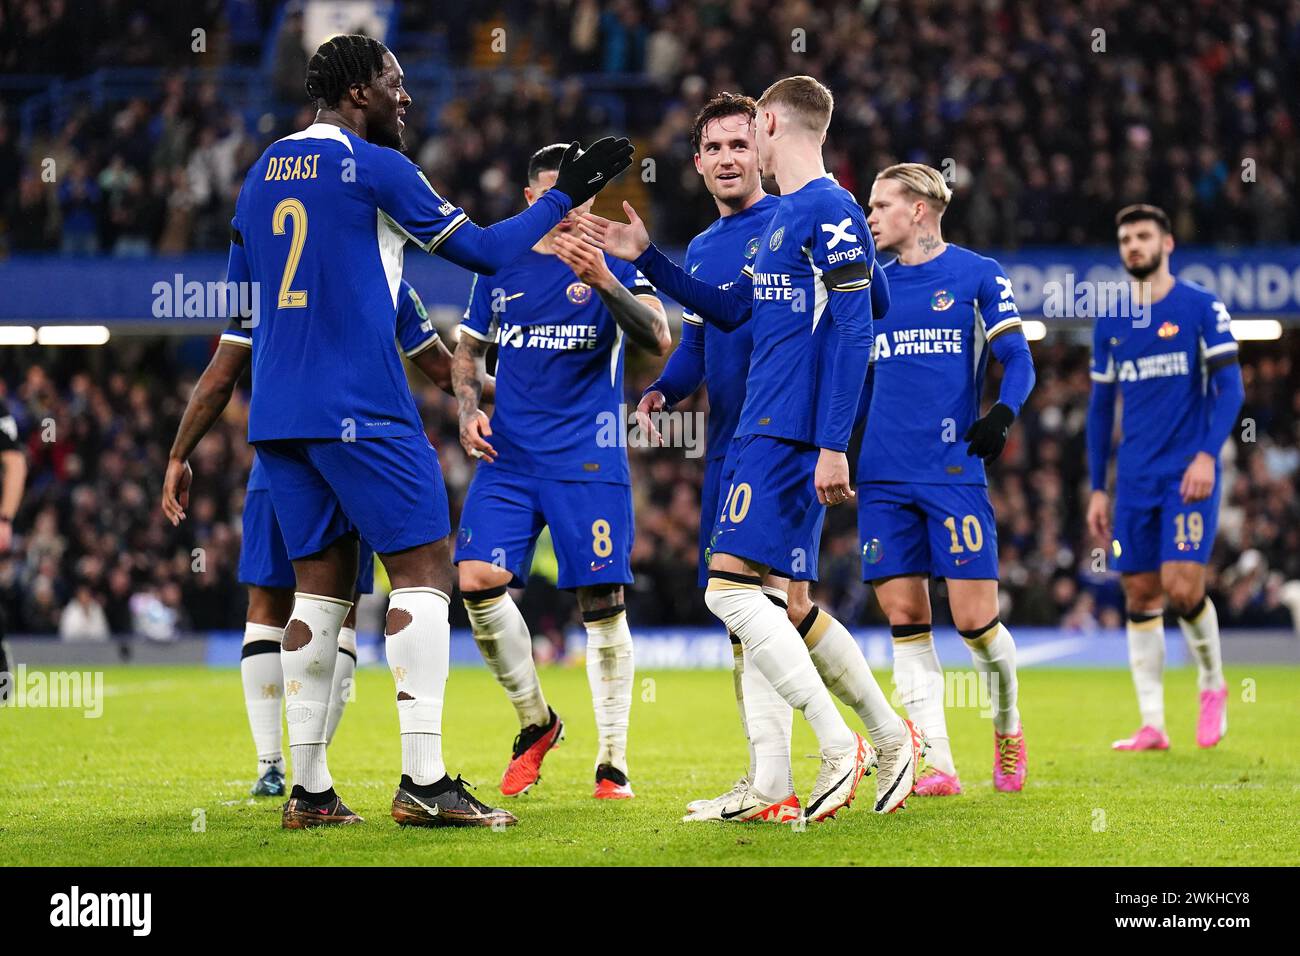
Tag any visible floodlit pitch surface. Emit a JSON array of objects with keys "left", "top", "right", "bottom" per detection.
[{"left": 3, "top": 664, "right": 1297, "bottom": 866}]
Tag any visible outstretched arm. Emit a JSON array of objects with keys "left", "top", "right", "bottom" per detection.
[
  {"left": 580, "top": 203, "right": 753, "bottom": 331},
  {"left": 375, "top": 139, "right": 633, "bottom": 276}
]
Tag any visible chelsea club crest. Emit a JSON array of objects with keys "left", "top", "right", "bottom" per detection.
[
  {"left": 769, "top": 227, "right": 784, "bottom": 252},
  {"left": 930, "top": 289, "right": 955, "bottom": 311},
  {"left": 567, "top": 282, "right": 593, "bottom": 305},
  {"left": 745, "top": 236, "right": 760, "bottom": 258}
]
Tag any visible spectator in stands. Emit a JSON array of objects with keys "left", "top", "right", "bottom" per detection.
[
  {"left": 7, "top": 173, "right": 57, "bottom": 252},
  {"left": 271, "top": 8, "right": 310, "bottom": 105},
  {"left": 59, "top": 584, "right": 110, "bottom": 641},
  {"left": 56, "top": 159, "right": 101, "bottom": 254},
  {"left": 6, "top": 1, "right": 1299, "bottom": 252}
]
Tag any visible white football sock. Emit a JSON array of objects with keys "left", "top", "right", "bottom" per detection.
[
  {"left": 325, "top": 626, "right": 357, "bottom": 746},
  {"left": 705, "top": 577, "right": 853, "bottom": 756},
  {"left": 803, "top": 606, "right": 905, "bottom": 750},
  {"left": 752, "top": 589, "right": 795, "bottom": 796},
  {"left": 466, "top": 587, "right": 550, "bottom": 728},
  {"left": 892, "top": 625, "right": 953, "bottom": 774},
  {"left": 386, "top": 587, "right": 450, "bottom": 785},
  {"left": 961, "top": 618, "right": 1021, "bottom": 736},
  {"left": 1126, "top": 611, "right": 1166, "bottom": 730},
  {"left": 241, "top": 622, "right": 285, "bottom": 775},
  {"left": 584, "top": 607, "right": 634, "bottom": 774},
  {"left": 283, "top": 593, "right": 349, "bottom": 793},
  {"left": 742, "top": 644, "right": 795, "bottom": 797},
  {"left": 728, "top": 636, "right": 757, "bottom": 782},
  {"left": 1178, "top": 597, "right": 1225, "bottom": 692}
]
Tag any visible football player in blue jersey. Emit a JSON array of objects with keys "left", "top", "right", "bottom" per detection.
[
  {"left": 173, "top": 34, "right": 630, "bottom": 829},
  {"left": 450, "top": 143, "right": 669, "bottom": 801},
  {"left": 163, "top": 280, "right": 486, "bottom": 798},
  {"left": 632, "top": 93, "right": 897, "bottom": 823},
  {"left": 862, "top": 163, "right": 1037, "bottom": 795},
  {"left": 585, "top": 76, "right": 921, "bottom": 819},
  {"left": 1086, "top": 204, "right": 1244, "bottom": 752}
]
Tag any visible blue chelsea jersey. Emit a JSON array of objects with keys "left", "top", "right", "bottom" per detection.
[
  {"left": 1090, "top": 279, "right": 1238, "bottom": 479},
  {"left": 231, "top": 123, "right": 470, "bottom": 443},
  {"left": 460, "top": 250, "right": 656, "bottom": 484},
  {"left": 237, "top": 277, "right": 439, "bottom": 491},
  {"left": 736, "top": 177, "right": 876, "bottom": 448},
  {"left": 683, "top": 194, "right": 780, "bottom": 460},
  {"left": 861, "top": 245, "right": 1022, "bottom": 485}
]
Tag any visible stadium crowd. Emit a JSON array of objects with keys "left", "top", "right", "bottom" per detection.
[
  {"left": 0, "top": 341, "right": 1295, "bottom": 640},
  {"left": 3, "top": 0, "right": 1299, "bottom": 254},
  {"left": 1, "top": 0, "right": 1298, "bottom": 639}
]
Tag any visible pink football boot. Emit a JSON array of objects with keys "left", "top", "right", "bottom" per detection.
[
  {"left": 1112, "top": 725, "right": 1170, "bottom": 751},
  {"left": 913, "top": 766, "right": 963, "bottom": 796},
  {"left": 1196, "top": 687, "right": 1228, "bottom": 748},
  {"left": 993, "top": 726, "right": 1027, "bottom": 792}
]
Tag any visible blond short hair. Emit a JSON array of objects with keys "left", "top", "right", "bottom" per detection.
[
  {"left": 876, "top": 163, "right": 953, "bottom": 213},
  {"left": 757, "top": 75, "right": 833, "bottom": 136}
]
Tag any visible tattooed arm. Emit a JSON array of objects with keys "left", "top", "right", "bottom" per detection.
[
  {"left": 597, "top": 280, "right": 670, "bottom": 355},
  {"left": 452, "top": 331, "right": 497, "bottom": 461}
]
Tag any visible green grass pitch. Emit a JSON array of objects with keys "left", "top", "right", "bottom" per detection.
[{"left": 3, "top": 664, "right": 1297, "bottom": 866}]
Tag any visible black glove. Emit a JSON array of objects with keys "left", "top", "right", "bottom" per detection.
[
  {"left": 552, "top": 137, "right": 634, "bottom": 207},
  {"left": 964, "top": 402, "right": 1016, "bottom": 461}
]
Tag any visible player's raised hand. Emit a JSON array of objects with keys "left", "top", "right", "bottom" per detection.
[
  {"left": 636, "top": 390, "right": 667, "bottom": 447},
  {"left": 552, "top": 137, "right": 635, "bottom": 207},
  {"left": 815, "top": 449, "right": 855, "bottom": 507},
  {"left": 1180, "top": 451, "right": 1216, "bottom": 504},
  {"left": 580, "top": 201, "right": 650, "bottom": 262},
  {"left": 161, "top": 457, "right": 193, "bottom": 526},
  {"left": 459, "top": 408, "right": 497, "bottom": 463},
  {"left": 1086, "top": 489, "right": 1111, "bottom": 544},
  {"left": 553, "top": 232, "right": 615, "bottom": 289}
]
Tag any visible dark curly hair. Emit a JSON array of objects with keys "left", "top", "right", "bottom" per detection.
[
  {"left": 690, "top": 92, "right": 758, "bottom": 153},
  {"left": 304, "top": 34, "right": 389, "bottom": 108}
]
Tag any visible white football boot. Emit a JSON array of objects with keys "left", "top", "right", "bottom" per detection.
[
  {"left": 873, "top": 718, "right": 927, "bottom": 814},
  {"left": 804, "top": 732, "right": 874, "bottom": 822},
  {"left": 684, "top": 775, "right": 749, "bottom": 816},
  {"left": 683, "top": 777, "right": 801, "bottom": 823}
]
